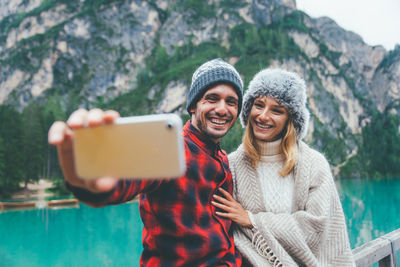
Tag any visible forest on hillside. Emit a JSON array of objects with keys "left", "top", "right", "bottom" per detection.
[{"left": 1, "top": 1, "right": 400, "bottom": 198}]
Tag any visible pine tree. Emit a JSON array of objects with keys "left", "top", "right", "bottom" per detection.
[
  {"left": 0, "top": 136, "right": 6, "bottom": 196},
  {"left": 41, "top": 97, "right": 66, "bottom": 180},
  {"left": 21, "top": 102, "right": 45, "bottom": 186},
  {"left": 0, "top": 105, "right": 25, "bottom": 195}
]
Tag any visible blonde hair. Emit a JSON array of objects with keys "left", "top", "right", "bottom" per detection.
[{"left": 243, "top": 119, "right": 297, "bottom": 177}]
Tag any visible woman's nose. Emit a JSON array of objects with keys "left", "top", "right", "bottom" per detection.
[{"left": 258, "top": 108, "right": 270, "bottom": 121}]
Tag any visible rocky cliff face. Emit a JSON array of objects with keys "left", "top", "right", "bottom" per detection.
[
  {"left": 0, "top": 0, "right": 299, "bottom": 108},
  {"left": 0, "top": 0, "right": 399, "bottom": 177},
  {"left": 0, "top": 0, "right": 162, "bottom": 107}
]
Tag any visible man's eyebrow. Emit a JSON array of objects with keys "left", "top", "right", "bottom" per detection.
[{"left": 204, "top": 93, "right": 218, "bottom": 98}]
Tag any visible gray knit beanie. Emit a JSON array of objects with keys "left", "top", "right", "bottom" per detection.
[
  {"left": 186, "top": 58, "right": 243, "bottom": 115},
  {"left": 240, "top": 68, "right": 310, "bottom": 140}
]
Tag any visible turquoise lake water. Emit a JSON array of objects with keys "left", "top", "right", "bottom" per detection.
[{"left": 1, "top": 178, "right": 399, "bottom": 266}]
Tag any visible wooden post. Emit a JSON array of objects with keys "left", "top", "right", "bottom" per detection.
[{"left": 379, "top": 235, "right": 398, "bottom": 267}]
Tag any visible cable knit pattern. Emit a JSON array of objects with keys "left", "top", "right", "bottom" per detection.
[
  {"left": 228, "top": 141, "right": 355, "bottom": 267},
  {"left": 256, "top": 139, "right": 294, "bottom": 214}
]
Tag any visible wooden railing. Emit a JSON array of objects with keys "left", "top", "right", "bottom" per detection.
[{"left": 353, "top": 228, "right": 400, "bottom": 267}]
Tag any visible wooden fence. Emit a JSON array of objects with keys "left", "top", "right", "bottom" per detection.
[{"left": 353, "top": 228, "right": 400, "bottom": 267}]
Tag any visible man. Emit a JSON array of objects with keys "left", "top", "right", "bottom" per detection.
[{"left": 48, "top": 59, "right": 245, "bottom": 266}]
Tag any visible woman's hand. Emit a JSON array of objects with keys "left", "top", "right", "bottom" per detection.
[{"left": 212, "top": 187, "right": 253, "bottom": 228}]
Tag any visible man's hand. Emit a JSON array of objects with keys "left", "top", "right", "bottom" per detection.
[
  {"left": 48, "top": 108, "right": 120, "bottom": 193},
  {"left": 212, "top": 188, "right": 252, "bottom": 228}
]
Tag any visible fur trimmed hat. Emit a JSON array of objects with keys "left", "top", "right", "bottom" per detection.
[
  {"left": 186, "top": 58, "right": 243, "bottom": 115},
  {"left": 240, "top": 68, "right": 310, "bottom": 140}
]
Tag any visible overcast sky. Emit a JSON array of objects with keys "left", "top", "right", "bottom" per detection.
[{"left": 296, "top": 0, "right": 400, "bottom": 51}]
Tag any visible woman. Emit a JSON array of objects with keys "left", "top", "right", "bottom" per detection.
[{"left": 212, "top": 69, "right": 355, "bottom": 266}]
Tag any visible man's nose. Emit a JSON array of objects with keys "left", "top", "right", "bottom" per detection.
[{"left": 215, "top": 100, "right": 228, "bottom": 115}]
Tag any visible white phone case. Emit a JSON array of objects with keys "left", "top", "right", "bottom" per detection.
[{"left": 73, "top": 114, "right": 186, "bottom": 179}]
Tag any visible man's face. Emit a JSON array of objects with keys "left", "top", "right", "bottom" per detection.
[{"left": 190, "top": 84, "right": 239, "bottom": 143}]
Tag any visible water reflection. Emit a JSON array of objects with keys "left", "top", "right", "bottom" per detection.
[
  {"left": 0, "top": 202, "right": 143, "bottom": 266},
  {"left": 338, "top": 178, "right": 400, "bottom": 248}
]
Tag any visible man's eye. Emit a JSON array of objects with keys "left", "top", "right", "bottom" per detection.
[{"left": 227, "top": 100, "right": 238, "bottom": 106}]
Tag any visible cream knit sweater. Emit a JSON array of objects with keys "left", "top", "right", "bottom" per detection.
[
  {"left": 254, "top": 139, "right": 294, "bottom": 215},
  {"left": 228, "top": 141, "right": 355, "bottom": 267}
]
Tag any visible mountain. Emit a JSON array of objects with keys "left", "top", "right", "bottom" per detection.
[{"left": 1, "top": 0, "right": 400, "bottom": 188}]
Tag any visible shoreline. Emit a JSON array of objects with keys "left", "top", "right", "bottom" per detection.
[
  {"left": 10, "top": 179, "right": 55, "bottom": 201},
  {"left": 1, "top": 179, "right": 79, "bottom": 211}
]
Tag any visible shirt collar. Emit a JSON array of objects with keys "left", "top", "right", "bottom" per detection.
[{"left": 183, "top": 120, "right": 220, "bottom": 155}]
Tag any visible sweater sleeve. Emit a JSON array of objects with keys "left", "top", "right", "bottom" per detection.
[{"left": 250, "top": 152, "right": 351, "bottom": 266}]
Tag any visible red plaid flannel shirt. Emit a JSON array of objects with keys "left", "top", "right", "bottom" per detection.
[{"left": 68, "top": 121, "right": 244, "bottom": 266}]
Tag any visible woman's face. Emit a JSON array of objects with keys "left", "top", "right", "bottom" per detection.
[{"left": 249, "top": 96, "right": 289, "bottom": 142}]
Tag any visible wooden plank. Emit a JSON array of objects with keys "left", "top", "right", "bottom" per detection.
[
  {"left": 47, "top": 199, "right": 78, "bottom": 206},
  {"left": 0, "top": 201, "right": 36, "bottom": 208}
]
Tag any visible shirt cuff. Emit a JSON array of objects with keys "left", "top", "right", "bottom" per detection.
[{"left": 65, "top": 181, "right": 117, "bottom": 204}]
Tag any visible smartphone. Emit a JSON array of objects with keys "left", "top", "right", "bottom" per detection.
[{"left": 72, "top": 114, "right": 186, "bottom": 179}]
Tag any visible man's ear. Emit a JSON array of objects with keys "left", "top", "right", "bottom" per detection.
[
  {"left": 189, "top": 108, "right": 196, "bottom": 122},
  {"left": 189, "top": 106, "right": 196, "bottom": 116}
]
